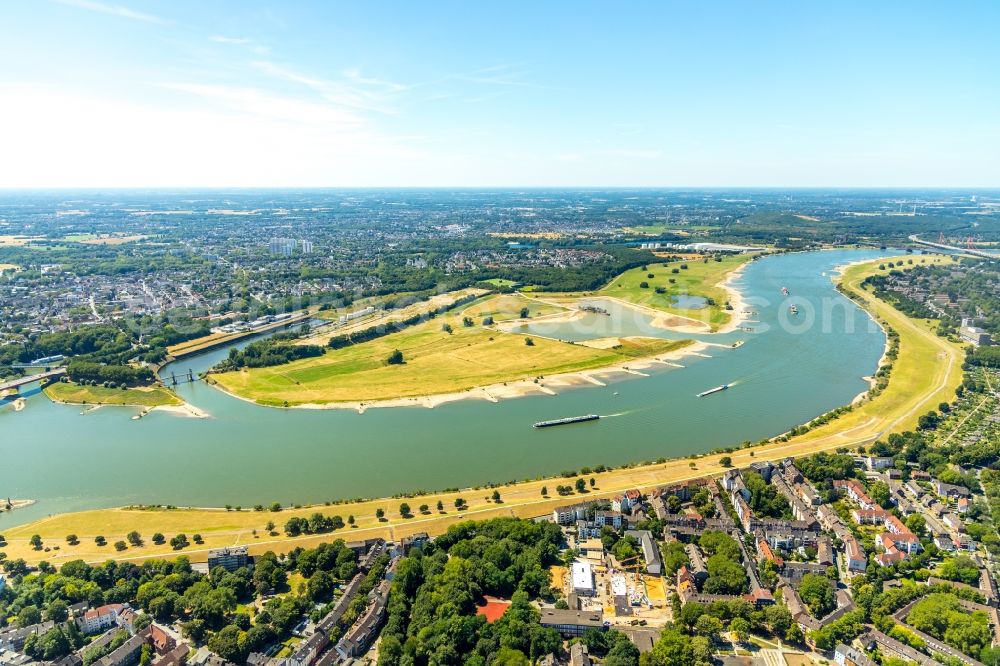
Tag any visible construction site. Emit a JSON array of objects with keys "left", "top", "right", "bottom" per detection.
[{"left": 549, "top": 538, "right": 673, "bottom": 628}]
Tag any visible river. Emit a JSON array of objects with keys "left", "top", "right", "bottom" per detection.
[{"left": 0, "top": 249, "right": 889, "bottom": 527}]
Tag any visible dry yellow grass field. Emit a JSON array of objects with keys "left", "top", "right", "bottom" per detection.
[{"left": 210, "top": 298, "right": 690, "bottom": 406}]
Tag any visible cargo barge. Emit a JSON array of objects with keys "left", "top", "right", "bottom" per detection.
[
  {"left": 696, "top": 384, "right": 730, "bottom": 397},
  {"left": 533, "top": 414, "right": 601, "bottom": 428}
]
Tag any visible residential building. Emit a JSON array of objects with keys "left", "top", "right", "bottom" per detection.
[
  {"left": 935, "top": 481, "right": 971, "bottom": 499},
  {"left": 866, "top": 457, "right": 894, "bottom": 471},
  {"left": 844, "top": 536, "right": 867, "bottom": 573},
  {"left": 834, "top": 480, "right": 877, "bottom": 509},
  {"left": 553, "top": 504, "right": 589, "bottom": 525},
  {"left": 207, "top": 546, "right": 250, "bottom": 572},
  {"left": 834, "top": 644, "right": 876, "bottom": 666},
  {"left": 539, "top": 609, "right": 605, "bottom": 638},
  {"left": 78, "top": 605, "right": 125, "bottom": 635}
]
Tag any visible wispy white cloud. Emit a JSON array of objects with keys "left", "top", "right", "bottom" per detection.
[
  {"left": 455, "top": 63, "right": 551, "bottom": 90},
  {"left": 210, "top": 35, "right": 270, "bottom": 55},
  {"left": 55, "top": 0, "right": 165, "bottom": 24},
  {"left": 161, "top": 82, "right": 367, "bottom": 128},
  {"left": 210, "top": 35, "right": 252, "bottom": 45},
  {"left": 252, "top": 61, "right": 402, "bottom": 114}
]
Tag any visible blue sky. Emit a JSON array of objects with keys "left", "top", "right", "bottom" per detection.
[{"left": 1, "top": 1, "right": 998, "bottom": 187}]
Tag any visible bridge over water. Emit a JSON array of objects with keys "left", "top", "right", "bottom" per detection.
[
  {"left": 0, "top": 368, "right": 66, "bottom": 393},
  {"left": 909, "top": 234, "right": 1000, "bottom": 260}
]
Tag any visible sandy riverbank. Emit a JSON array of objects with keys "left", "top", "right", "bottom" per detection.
[
  {"left": 151, "top": 402, "right": 210, "bottom": 418},
  {"left": 41, "top": 393, "right": 209, "bottom": 419}
]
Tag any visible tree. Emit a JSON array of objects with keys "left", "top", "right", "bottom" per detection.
[
  {"left": 575, "top": 478, "right": 587, "bottom": 493},
  {"left": 869, "top": 481, "right": 892, "bottom": 508},
  {"left": 127, "top": 531, "right": 142, "bottom": 547},
  {"left": 719, "top": 456, "right": 733, "bottom": 468},
  {"left": 170, "top": 533, "right": 189, "bottom": 550},
  {"left": 730, "top": 616, "right": 751, "bottom": 642},
  {"left": 207, "top": 625, "right": 246, "bottom": 664},
  {"left": 441, "top": 323, "right": 453, "bottom": 334},
  {"left": 399, "top": 503, "right": 411, "bottom": 518},
  {"left": 18, "top": 605, "right": 42, "bottom": 628},
  {"left": 46, "top": 600, "right": 69, "bottom": 623},
  {"left": 455, "top": 497, "right": 467, "bottom": 510},
  {"left": 939, "top": 555, "right": 981, "bottom": 585},
  {"left": 540, "top": 486, "right": 547, "bottom": 496},
  {"left": 307, "top": 571, "right": 335, "bottom": 602},
  {"left": 764, "top": 604, "right": 793, "bottom": 638},
  {"left": 650, "top": 625, "right": 693, "bottom": 665},
  {"left": 699, "top": 531, "right": 741, "bottom": 561},
  {"left": 492, "top": 490, "right": 501, "bottom": 503},
  {"left": 95, "top": 535, "right": 106, "bottom": 546},
  {"left": 612, "top": 536, "right": 639, "bottom": 562},
  {"left": 660, "top": 540, "right": 690, "bottom": 576},
  {"left": 906, "top": 513, "right": 927, "bottom": 537},
  {"left": 376, "top": 508, "right": 385, "bottom": 521},
  {"left": 436, "top": 500, "right": 444, "bottom": 512},
  {"left": 65, "top": 534, "right": 78, "bottom": 545},
  {"left": 386, "top": 349, "right": 404, "bottom": 365},
  {"left": 524, "top": 337, "right": 534, "bottom": 346},
  {"left": 694, "top": 614, "right": 723, "bottom": 638},
  {"left": 151, "top": 532, "right": 165, "bottom": 545},
  {"left": 114, "top": 541, "right": 128, "bottom": 552},
  {"left": 377, "top": 635, "right": 403, "bottom": 666},
  {"left": 29, "top": 534, "right": 42, "bottom": 550},
  {"left": 520, "top": 307, "right": 530, "bottom": 318},
  {"left": 799, "top": 573, "right": 836, "bottom": 617},
  {"left": 419, "top": 504, "right": 429, "bottom": 514},
  {"left": 704, "top": 554, "right": 747, "bottom": 594},
  {"left": 25, "top": 626, "right": 71, "bottom": 661}
]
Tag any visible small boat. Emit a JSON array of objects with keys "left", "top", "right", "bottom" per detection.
[
  {"left": 781, "top": 287, "right": 790, "bottom": 296},
  {"left": 789, "top": 305, "right": 798, "bottom": 315},
  {"left": 697, "top": 384, "right": 730, "bottom": 397}
]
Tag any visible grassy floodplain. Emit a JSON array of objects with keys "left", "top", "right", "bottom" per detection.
[
  {"left": 43, "top": 381, "right": 182, "bottom": 407},
  {"left": 210, "top": 294, "right": 692, "bottom": 406},
  {"left": 784, "top": 254, "right": 962, "bottom": 438},
  {"left": 461, "top": 292, "right": 566, "bottom": 321},
  {"left": 0, "top": 255, "right": 966, "bottom": 567},
  {"left": 599, "top": 253, "right": 752, "bottom": 329}
]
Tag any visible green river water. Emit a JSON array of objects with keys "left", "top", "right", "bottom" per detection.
[{"left": 1, "top": 249, "right": 889, "bottom": 527}]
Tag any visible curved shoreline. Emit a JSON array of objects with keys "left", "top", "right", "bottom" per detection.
[
  {"left": 203, "top": 261, "right": 754, "bottom": 411},
  {"left": 40, "top": 384, "right": 210, "bottom": 418},
  {"left": 207, "top": 337, "right": 706, "bottom": 412},
  {"left": 0, "top": 253, "right": 965, "bottom": 553}
]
